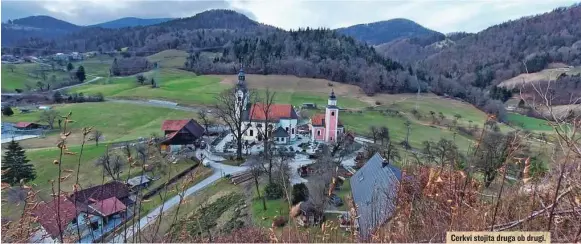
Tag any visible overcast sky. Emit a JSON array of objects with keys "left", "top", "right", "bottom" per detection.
[{"left": 1, "top": 0, "right": 578, "bottom": 33}]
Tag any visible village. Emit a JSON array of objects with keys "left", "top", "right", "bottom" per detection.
[{"left": 4, "top": 69, "right": 401, "bottom": 243}]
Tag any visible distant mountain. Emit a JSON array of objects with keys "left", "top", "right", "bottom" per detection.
[
  {"left": 2, "top": 15, "right": 81, "bottom": 46},
  {"left": 10, "top": 15, "right": 80, "bottom": 31},
  {"left": 92, "top": 17, "right": 173, "bottom": 28},
  {"left": 336, "top": 18, "right": 444, "bottom": 45}
]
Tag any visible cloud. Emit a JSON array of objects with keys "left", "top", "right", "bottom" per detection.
[{"left": 1, "top": 0, "right": 578, "bottom": 33}]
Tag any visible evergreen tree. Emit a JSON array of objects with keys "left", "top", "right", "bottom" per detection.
[
  {"left": 66, "top": 62, "right": 74, "bottom": 72},
  {"left": 2, "top": 106, "right": 14, "bottom": 116},
  {"left": 76, "top": 65, "right": 86, "bottom": 82},
  {"left": 1, "top": 140, "right": 36, "bottom": 185}
]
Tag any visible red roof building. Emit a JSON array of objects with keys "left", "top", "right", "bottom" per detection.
[
  {"left": 310, "top": 90, "right": 344, "bottom": 142},
  {"left": 89, "top": 197, "right": 127, "bottom": 217},
  {"left": 161, "top": 119, "right": 205, "bottom": 150},
  {"left": 14, "top": 122, "right": 42, "bottom": 129},
  {"left": 249, "top": 103, "right": 298, "bottom": 121},
  {"left": 32, "top": 196, "right": 78, "bottom": 238}
]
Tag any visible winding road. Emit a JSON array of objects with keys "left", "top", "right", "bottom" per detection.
[{"left": 110, "top": 160, "right": 247, "bottom": 243}]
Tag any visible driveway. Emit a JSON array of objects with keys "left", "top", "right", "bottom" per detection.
[{"left": 110, "top": 161, "right": 246, "bottom": 243}]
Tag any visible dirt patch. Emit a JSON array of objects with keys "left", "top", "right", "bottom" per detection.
[{"left": 205, "top": 189, "right": 235, "bottom": 205}]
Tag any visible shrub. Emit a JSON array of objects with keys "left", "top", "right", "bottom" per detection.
[
  {"left": 291, "top": 183, "right": 309, "bottom": 204},
  {"left": 264, "top": 183, "right": 284, "bottom": 200},
  {"left": 272, "top": 216, "right": 287, "bottom": 228},
  {"left": 327, "top": 82, "right": 333, "bottom": 87},
  {"left": 375, "top": 101, "right": 381, "bottom": 105},
  {"left": 2, "top": 106, "right": 14, "bottom": 116}
]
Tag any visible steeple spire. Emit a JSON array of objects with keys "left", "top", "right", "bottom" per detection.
[{"left": 329, "top": 89, "right": 336, "bottom": 100}]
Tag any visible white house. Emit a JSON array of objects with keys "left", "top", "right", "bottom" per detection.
[{"left": 236, "top": 69, "right": 299, "bottom": 145}]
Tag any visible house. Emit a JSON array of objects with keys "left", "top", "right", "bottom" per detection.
[
  {"left": 38, "top": 105, "right": 52, "bottom": 110},
  {"left": 236, "top": 69, "right": 300, "bottom": 144},
  {"left": 14, "top": 122, "right": 42, "bottom": 130},
  {"left": 32, "top": 196, "right": 79, "bottom": 241},
  {"left": 290, "top": 201, "right": 324, "bottom": 227},
  {"left": 350, "top": 152, "right": 401, "bottom": 241},
  {"left": 310, "top": 90, "right": 345, "bottom": 143},
  {"left": 160, "top": 119, "right": 205, "bottom": 152},
  {"left": 126, "top": 175, "right": 154, "bottom": 190},
  {"left": 54, "top": 53, "right": 68, "bottom": 61},
  {"left": 33, "top": 181, "right": 133, "bottom": 242},
  {"left": 301, "top": 103, "right": 317, "bottom": 109},
  {"left": 70, "top": 52, "right": 83, "bottom": 60}
]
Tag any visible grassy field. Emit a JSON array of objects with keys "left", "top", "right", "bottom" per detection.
[
  {"left": 1, "top": 102, "right": 196, "bottom": 148},
  {"left": 498, "top": 65, "right": 581, "bottom": 89},
  {"left": 146, "top": 49, "right": 188, "bottom": 69},
  {"left": 1, "top": 143, "right": 199, "bottom": 222},
  {"left": 506, "top": 113, "right": 554, "bottom": 131},
  {"left": 1, "top": 63, "right": 70, "bottom": 92},
  {"left": 340, "top": 110, "right": 475, "bottom": 152}
]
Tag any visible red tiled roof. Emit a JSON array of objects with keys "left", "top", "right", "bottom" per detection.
[
  {"left": 311, "top": 114, "right": 325, "bottom": 126},
  {"left": 311, "top": 113, "right": 343, "bottom": 127},
  {"left": 90, "top": 197, "right": 126, "bottom": 217},
  {"left": 15, "top": 122, "right": 33, "bottom": 128},
  {"left": 161, "top": 120, "right": 189, "bottom": 131},
  {"left": 249, "top": 103, "right": 297, "bottom": 121},
  {"left": 33, "top": 196, "right": 78, "bottom": 238}
]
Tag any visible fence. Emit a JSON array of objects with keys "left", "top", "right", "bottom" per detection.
[{"left": 141, "top": 162, "right": 200, "bottom": 199}]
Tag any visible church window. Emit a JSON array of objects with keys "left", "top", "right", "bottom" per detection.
[
  {"left": 317, "top": 130, "right": 321, "bottom": 136},
  {"left": 331, "top": 111, "right": 335, "bottom": 116},
  {"left": 250, "top": 130, "right": 254, "bottom": 137}
]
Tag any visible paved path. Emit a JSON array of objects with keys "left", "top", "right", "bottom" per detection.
[
  {"left": 54, "top": 76, "right": 102, "bottom": 91},
  {"left": 107, "top": 98, "right": 202, "bottom": 113},
  {"left": 110, "top": 161, "right": 246, "bottom": 243}
]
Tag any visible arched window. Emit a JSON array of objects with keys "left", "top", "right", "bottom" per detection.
[
  {"left": 317, "top": 130, "right": 321, "bottom": 136},
  {"left": 331, "top": 111, "right": 335, "bottom": 116},
  {"left": 291, "top": 128, "right": 295, "bottom": 134}
]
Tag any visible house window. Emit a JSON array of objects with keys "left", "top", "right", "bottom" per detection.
[
  {"left": 90, "top": 221, "right": 99, "bottom": 230},
  {"left": 331, "top": 111, "right": 335, "bottom": 116},
  {"left": 238, "top": 96, "right": 242, "bottom": 102},
  {"left": 249, "top": 130, "right": 254, "bottom": 137},
  {"left": 317, "top": 130, "right": 321, "bottom": 136},
  {"left": 291, "top": 128, "right": 295, "bottom": 134}
]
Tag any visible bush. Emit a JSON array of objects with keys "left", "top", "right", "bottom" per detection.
[
  {"left": 272, "top": 216, "right": 287, "bottom": 228},
  {"left": 2, "top": 106, "right": 14, "bottom": 116},
  {"left": 264, "top": 183, "right": 284, "bottom": 200},
  {"left": 375, "top": 101, "right": 381, "bottom": 105},
  {"left": 291, "top": 183, "right": 309, "bottom": 204}
]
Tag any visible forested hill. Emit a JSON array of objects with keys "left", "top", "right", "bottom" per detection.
[
  {"left": 336, "top": 18, "right": 444, "bottom": 45},
  {"left": 1, "top": 15, "right": 81, "bottom": 46}
]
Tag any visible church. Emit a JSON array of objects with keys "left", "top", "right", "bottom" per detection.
[
  {"left": 310, "top": 90, "right": 344, "bottom": 142},
  {"left": 236, "top": 69, "right": 299, "bottom": 145}
]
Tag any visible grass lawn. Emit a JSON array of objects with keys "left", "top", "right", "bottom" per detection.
[
  {"left": 340, "top": 110, "right": 475, "bottom": 152},
  {"left": 252, "top": 196, "right": 289, "bottom": 227},
  {"left": 1, "top": 63, "right": 70, "bottom": 92},
  {"left": 1, "top": 102, "right": 197, "bottom": 148},
  {"left": 506, "top": 113, "right": 553, "bottom": 131},
  {"left": 146, "top": 49, "right": 188, "bottom": 69},
  {"left": 69, "top": 68, "right": 369, "bottom": 109},
  {"left": 334, "top": 179, "right": 351, "bottom": 211}
]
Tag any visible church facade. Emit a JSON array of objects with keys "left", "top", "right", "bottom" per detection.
[
  {"left": 310, "top": 90, "right": 344, "bottom": 142},
  {"left": 236, "top": 69, "right": 299, "bottom": 145}
]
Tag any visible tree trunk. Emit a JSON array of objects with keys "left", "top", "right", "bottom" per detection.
[{"left": 254, "top": 176, "right": 266, "bottom": 210}]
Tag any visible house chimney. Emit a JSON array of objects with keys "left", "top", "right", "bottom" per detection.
[{"left": 382, "top": 160, "right": 389, "bottom": 168}]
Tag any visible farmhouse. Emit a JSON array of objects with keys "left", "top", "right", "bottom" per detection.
[
  {"left": 236, "top": 69, "right": 299, "bottom": 144},
  {"left": 350, "top": 152, "right": 401, "bottom": 240},
  {"left": 14, "top": 122, "right": 42, "bottom": 130},
  {"left": 160, "top": 119, "right": 205, "bottom": 152},
  {"left": 310, "top": 90, "right": 344, "bottom": 142},
  {"left": 33, "top": 181, "right": 133, "bottom": 242}
]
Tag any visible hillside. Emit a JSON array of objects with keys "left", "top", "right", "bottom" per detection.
[
  {"left": 336, "top": 18, "right": 444, "bottom": 45},
  {"left": 91, "top": 17, "right": 173, "bottom": 28},
  {"left": 1, "top": 15, "right": 81, "bottom": 46}
]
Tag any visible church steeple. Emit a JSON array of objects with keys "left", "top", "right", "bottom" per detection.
[
  {"left": 237, "top": 68, "right": 247, "bottom": 91},
  {"left": 328, "top": 89, "right": 337, "bottom": 107}
]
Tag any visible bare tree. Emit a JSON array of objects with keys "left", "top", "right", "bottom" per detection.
[
  {"left": 369, "top": 125, "right": 379, "bottom": 143},
  {"left": 39, "top": 110, "right": 60, "bottom": 129},
  {"left": 249, "top": 158, "right": 267, "bottom": 210},
  {"left": 379, "top": 126, "right": 390, "bottom": 145},
  {"left": 214, "top": 88, "right": 255, "bottom": 159},
  {"left": 94, "top": 149, "right": 124, "bottom": 180},
  {"left": 197, "top": 110, "right": 214, "bottom": 135},
  {"left": 92, "top": 130, "right": 103, "bottom": 146},
  {"left": 255, "top": 88, "right": 276, "bottom": 183}
]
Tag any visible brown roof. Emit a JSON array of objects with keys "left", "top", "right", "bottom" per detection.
[
  {"left": 69, "top": 181, "right": 130, "bottom": 205},
  {"left": 311, "top": 113, "right": 343, "bottom": 127},
  {"left": 161, "top": 119, "right": 204, "bottom": 137},
  {"left": 90, "top": 197, "right": 127, "bottom": 217},
  {"left": 249, "top": 103, "right": 298, "bottom": 121},
  {"left": 33, "top": 196, "right": 78, "bottom": 238}
]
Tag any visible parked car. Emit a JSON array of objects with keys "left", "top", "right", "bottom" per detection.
[{"left": 328, "top": 194, "right": 343, "bottom": 207}]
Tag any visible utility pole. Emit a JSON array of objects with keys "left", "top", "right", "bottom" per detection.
[{"left": 415, "top": 75, "right": 420, "bottom": 111}]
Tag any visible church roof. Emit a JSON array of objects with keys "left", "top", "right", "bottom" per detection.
[
  {"left": 248, "top": 103, "right": 298, "bottom": 122},
  {"left": 311, "top": 113, "right": 343, "bottom": 127}
]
